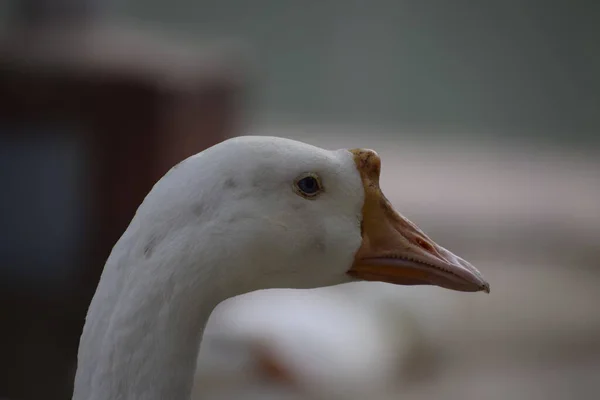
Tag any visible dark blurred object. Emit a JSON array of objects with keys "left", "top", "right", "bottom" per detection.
[
  {"left": 16, "top": 0, "right": 102, "bottom": 27},
  {"left": 0, "top": 2, "right": 249, "bottom": 399}
]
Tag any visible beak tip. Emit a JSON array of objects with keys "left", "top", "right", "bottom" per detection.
[{"left": 480, "top": 281, "right": 490, "bottom": 294}]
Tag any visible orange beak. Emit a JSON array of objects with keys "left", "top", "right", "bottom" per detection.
[{"left": 347, "top": 149, "right": 490, "bottom": 293}]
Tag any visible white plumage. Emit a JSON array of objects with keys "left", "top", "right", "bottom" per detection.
[
  {"left": 72, "top": 136, "right": 488, "bottom": 400},
  {"left": 194, "top": 283, "right": 427, "bottom": 400}
]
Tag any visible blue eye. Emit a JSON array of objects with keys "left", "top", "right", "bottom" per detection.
[{"left": 294, "top": 174, "right": 323, "bottom": 198}]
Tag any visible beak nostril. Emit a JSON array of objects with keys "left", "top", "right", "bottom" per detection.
[{"left": 415, "top": 237, "right": 434, "bottom": 252}]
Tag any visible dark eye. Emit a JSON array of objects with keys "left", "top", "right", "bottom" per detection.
[{"left": 294, "top": 173, "right": 323, "bottom": 199}]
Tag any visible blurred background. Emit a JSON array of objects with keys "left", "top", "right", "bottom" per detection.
[{"left": 0, "top": 0, "right": 598, "bottom": 399}]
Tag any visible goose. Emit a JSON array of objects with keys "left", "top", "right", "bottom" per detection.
[
  {"left": 194, "top": 282, "right": 430, "bottom": 400},
  {"left": 72, "top": 135, "right": 489, "bottom": 400}
]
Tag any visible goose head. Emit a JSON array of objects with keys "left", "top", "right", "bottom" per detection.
[{"left": 140, "top": 135, "right": 488, "bottom": 295}]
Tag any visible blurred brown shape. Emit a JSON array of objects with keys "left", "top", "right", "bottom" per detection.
[{"left": 0, "top": 3, "right": 250, "bottom": 399}]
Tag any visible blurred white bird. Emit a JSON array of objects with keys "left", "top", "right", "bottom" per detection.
[{"left": 193, "top": 282, "right": 447, "bottom": 400}]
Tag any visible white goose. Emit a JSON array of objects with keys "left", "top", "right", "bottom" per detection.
[
  {"left": 194, "top": 283, "right": 429, "bottom": 400},
  {"left": 72, "top": 136, "right": 489, "bottom": 400}
]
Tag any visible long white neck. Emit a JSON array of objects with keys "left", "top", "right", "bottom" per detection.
[{"left": 72, "top": 225, "right": 236, "bottom": 400}]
